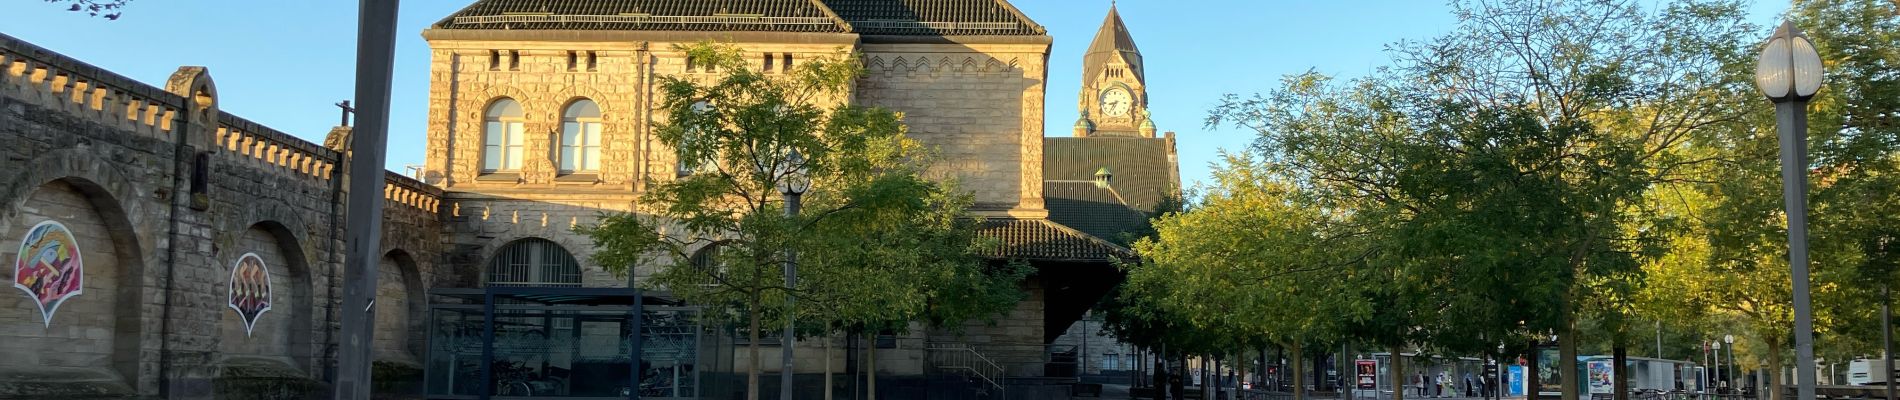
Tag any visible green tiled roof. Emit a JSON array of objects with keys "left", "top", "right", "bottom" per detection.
[
  {"left": 1043, "top": 136, "right": 1176, "bottom": 246},
  {"left": 820, "top": 0, "right": 1045, "bottom": 35},
  {"left": 1044, "top": 181, "right": 1148, "bottom": 245},
  {"left": 1044, "top": 137, "right": 1175, "bottom": 213},
  {"left": 432, "top": 0, "right": 852, "bottom": 32},
  {"left": 976, "top": 219, "right": 1133, "bottom": 263},
  {"left": 431, "top": 0, "right": 1046, "bottom": 36}
]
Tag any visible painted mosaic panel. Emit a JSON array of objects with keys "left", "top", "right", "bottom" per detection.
[
  {"left": 12, "top": 220, "right": 84, "bottom": 327},
  {"left": 228, "top": 252, "right": 274, "bottom": 336}
]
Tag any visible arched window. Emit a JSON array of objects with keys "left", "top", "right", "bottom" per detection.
[
  {"left": 486, "top": 238, "right": 582, "bottom": 287},
  {"left": 559, "top": 100, "right": 603, "bottom": 174},
  {"left": 687, "top": 243, "right": 726, "bottom": 287},
  {"left": 482, "top": 99, "right": 525, "bottom": 173}
]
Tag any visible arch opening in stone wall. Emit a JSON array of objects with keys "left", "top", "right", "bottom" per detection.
[
  {"left": 484, "top": 237, "right": 582, "bottom": 288},
  {"left": 216, "top": 220, "right": 315, "bottom": 377},
  {"left": 482, "top": 97, "right": 526, "bottom": 174},
  {"left": 0, "top": 177, "right": 146, "bottom": 395},
  {"left": 375, "top": 248, "right": 427, "bottom": 364},
  {"left": 686, "top": 241, "right": 734, "bottom": 288},
  {"left": 558, "top": 98, "right": 603, "bottom": 175}
]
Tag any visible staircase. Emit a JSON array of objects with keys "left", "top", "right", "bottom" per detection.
[{"left": 927, "top": 342, "right": 1008, "bottom": 400}]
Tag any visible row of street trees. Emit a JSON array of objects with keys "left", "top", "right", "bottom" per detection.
[{"left": 1111, "top": 1, "right": 1898, "bottom": 400}]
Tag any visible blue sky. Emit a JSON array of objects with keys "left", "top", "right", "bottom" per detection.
[{"left": 4, "top": 0, "right": 1788, "bottom": 189}]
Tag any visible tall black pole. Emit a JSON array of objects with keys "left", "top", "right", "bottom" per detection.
[
  {"left": 336, "top": 0, "right": 400, "bottom": 398},
  {"left": 780, "top": 192, "right": 800, "bottom": 400},
  {"left": 1776, "top": 99, "right": 1818, "bottom": 400}
]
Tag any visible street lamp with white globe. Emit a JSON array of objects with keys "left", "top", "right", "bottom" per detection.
[
  {"left": 777, "top": 150, "right": 810, "bottom": 400},
  {"left": 1755, "top": 20, "right": 1823, "bottom": 400},
  {"left": 1724, "top": 335, "right": 1737, "bottom": 393}
]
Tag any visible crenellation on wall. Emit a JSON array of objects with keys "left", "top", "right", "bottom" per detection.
[{"left": 0, "top": 38, "right": 185, "bottom": 142}]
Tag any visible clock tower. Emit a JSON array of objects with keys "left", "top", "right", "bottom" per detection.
[{"left": 1075, "top": 4, "right": 1155, "bottom": 138}]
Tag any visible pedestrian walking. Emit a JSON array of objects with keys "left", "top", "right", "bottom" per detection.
[{"left": 1417, "top": 373, "right": 1428, "bottom": 397}]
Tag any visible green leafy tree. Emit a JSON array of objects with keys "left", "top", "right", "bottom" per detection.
[
  {"left": 579, "top": 42, "right": 1024, "bottom": 400},
  {"left": 1125, "top": 152, "right": 1366, "bottom": 400},
  {"left": 1206, "top": 3, "right": 1757, "bottom": 400}
]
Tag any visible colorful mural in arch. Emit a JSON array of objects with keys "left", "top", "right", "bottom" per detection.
[
  {"left": 228, "top": 253, "right": 273, "bottom": 336},
  {"left": 12, "top": 220, "right": 85, "bottom": 327}
]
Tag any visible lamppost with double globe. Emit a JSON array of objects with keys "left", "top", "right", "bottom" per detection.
[{"left": 1755, "top": 19, "right": 1825, "bottom": 400}]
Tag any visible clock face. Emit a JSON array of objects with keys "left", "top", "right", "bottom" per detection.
[{"left": 1100, "top": 88, "right": 1133, "bottom": 117}]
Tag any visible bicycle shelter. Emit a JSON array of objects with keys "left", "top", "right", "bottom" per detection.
[{"left": 424, "top": 287, "right": 702, "bottom": 399}]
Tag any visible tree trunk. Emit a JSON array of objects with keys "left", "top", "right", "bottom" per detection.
[
  {"left": 1176, "top": 353, "right": 1188, "bottom": 400},
  {"left": 1293, "top": 343, "right": 1309, "bottom": 400},
  {"left": 1204, "top": 357, "right": 1214, "bottom": 400},
  {"left": 1528, "top": 341, "right": 1540, "bottom": 400},
  {"left": 1235, "top": 354, "right": 1245, "bottom": 395},
  {"left": 846, "top": 332, "right": 858, "bottom": 400},
  {"left": 1392, "top": 346, "right": 1406, "bottom": 400},
  {"left": 1313, "top": 349, "right": 1324, "bottom": 395},
  {"left": 867, "top": 340, "right": 878, "bottom": 400},
  {"left": 825, "top": 335, "right": 834, "bottom": 400},
  {"left": 1561, "top": 318, "right": 1579, "bottom": 400},
  {"left": 748, "top": 296, "right": 763, "bottom": 400},
  {"left": 1613, "top": 343, "right": 1629, "bottom": 400},
  {"left": 1138, "top": 350, "right": 1146, "bottom": 388},
  {"left": 1768, "top": 336, "right": 1784, "bottom": 400},
  {"left": 1341, "top": 343, "right": 1352, "bottom": 400}
]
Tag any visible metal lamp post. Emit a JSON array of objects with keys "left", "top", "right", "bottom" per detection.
[
  {"left": 778, "top": 150, "right": 810, "bottom": 400},
  {"left": 1755, "top": 20, "right": 1825, "bottom": 400},
  {"left": 1725, "top": 335, "right": 1736, "bottom": 393},
  {"left": 1713, "top": 341, "right": 1724, "bottom": 392}
]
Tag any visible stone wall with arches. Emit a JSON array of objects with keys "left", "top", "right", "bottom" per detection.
[{"left": 0, "top": 33, "right": 457, "bottom": 399}]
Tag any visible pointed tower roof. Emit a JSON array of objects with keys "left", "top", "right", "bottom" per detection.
[{"left": 1083, "top": 5, "right": 1143, "bottom": 85}]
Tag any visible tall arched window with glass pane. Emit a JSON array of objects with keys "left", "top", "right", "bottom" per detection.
[
  {"left": 482, "top": 99, "right": 525, "bottom": 172},
  {"left": 560, "top": 99, "right": 602, "bottom": 174}
]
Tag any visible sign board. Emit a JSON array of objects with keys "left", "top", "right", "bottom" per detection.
[
  {"left": 1357, "top": 360, "right": 1378, "bottom": 389},
  {"left": 1509, "top": 365, "right": 1527, "bottom": 396},
  {"left": 1537, "top": 347, "right": 1563, "bottom": 395},
  {"left": 1588, "top": 360, "right": 1615, "bottom": 394}
]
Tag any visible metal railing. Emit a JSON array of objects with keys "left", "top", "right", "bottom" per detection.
[
  {"left": 926, "top": 342, "right": 1006, "bottom": 399},
  {"left": 1237, "top": 389, "right": 1295, "bottom": 400}
]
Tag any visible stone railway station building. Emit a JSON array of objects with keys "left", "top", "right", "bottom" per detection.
[{"left": 0, "top": 0, "right": 1176, "bottom": 398}]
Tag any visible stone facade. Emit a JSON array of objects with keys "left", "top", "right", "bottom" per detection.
[{"left": 413, "top": 24, "right": 1067, "bottom": 389}]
